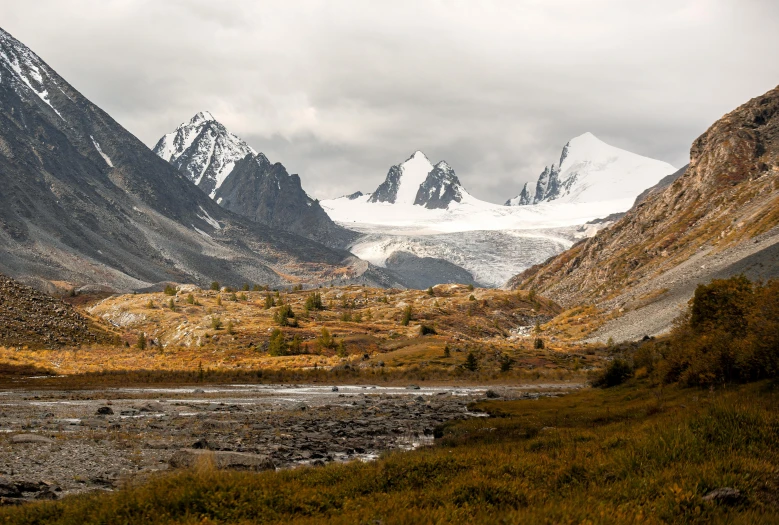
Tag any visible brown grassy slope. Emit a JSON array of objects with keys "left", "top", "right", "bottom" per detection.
[
  {"left": 509, "top": 84, "right": 779, "bottom": 307},
  {"left": 0, "top": 274, "right": 113, "bottom": 348}
]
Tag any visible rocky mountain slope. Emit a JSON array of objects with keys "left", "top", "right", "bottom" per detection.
[
  {"left": 509, "top": 84, "right": 779, "bottom": 336},
  {"left": 0, "top": 274, "right": 111, "bottom": 348},
  {"left": 505, "top": 132, "right": 676, "bottom": 206},
  {"left": 213, "top": 153, "right": 356, "bottom": 247},
  {"left": 0, "top": 27, "right": 394, "bottom": 291},
  {"left": 154, "top": 113, "right": 353, "bottom": 248}
]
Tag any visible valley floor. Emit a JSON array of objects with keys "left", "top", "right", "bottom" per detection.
[{"left": 0, "top": 379, "right": 776, "bottom": 524}]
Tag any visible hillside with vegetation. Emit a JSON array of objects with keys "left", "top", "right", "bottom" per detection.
[{"left": 509, "top": 85, "right": 779, "bottom": 340}]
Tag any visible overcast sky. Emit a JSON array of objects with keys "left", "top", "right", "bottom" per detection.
[{"left": 3, "top": 0, "right": 778, "bottom": 202}]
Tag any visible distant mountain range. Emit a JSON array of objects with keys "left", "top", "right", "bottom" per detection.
[
  {"left": 320, "top": 137, "right": 677, "bottom": 287},
  {"left": 0, "top": 26, "right": 395, "bottom": 291}
]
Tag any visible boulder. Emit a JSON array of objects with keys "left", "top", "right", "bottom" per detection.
[
  {"left": 169, "top": 449, "right": 276, "bottom": 471},
  {"left": 10, "top": 434, "right": 54, "bottom": 444}
]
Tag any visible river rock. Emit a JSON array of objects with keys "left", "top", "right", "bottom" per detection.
[
  {"left": 169, "top": 449, "right": 276, "bottom": 471},
  {"left": 10, "top": 434, "right": 54, "bottom": 444}
]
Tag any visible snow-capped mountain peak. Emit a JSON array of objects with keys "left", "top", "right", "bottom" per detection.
[
  {"left": 506, "top": 132, "right": 676, "bottom": 206},
  {"left": 153, "top": 112, "right": 256, "bottom": 197},
  {"left": 0, "top": 28, "right": 65, "bottom": 120}
]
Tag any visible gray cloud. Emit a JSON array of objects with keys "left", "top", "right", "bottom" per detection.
[{"left": 3, "top": 0, "right": 778, "bottom": 202}]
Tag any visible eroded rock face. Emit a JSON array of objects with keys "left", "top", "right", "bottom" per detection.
[
  {"left": 0, "top": 274, "right": 112, "bottom": 348},
  {"left": 509, "top": 84, "right": 779, "bottom": 307}
]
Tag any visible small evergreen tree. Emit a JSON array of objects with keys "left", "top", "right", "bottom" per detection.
[
  {"left": 186, "top": 294, "right": 195, "bottom": 305},
  {"left": 500, "top": 353, "right": 513, "bottom": 372},
  {"left": 401, "top": 305, "right": 413, "bottom": 326},
  {"left": 242, "top": 283, "right": 250, "bottom": 291},
  {"left": 340, "top": 311, "right": 353, "bottom": 322},
  {"left": 210, "top": 281, "right": 220, "bottom": 291},
  {"left": 318, "top": 327, "right": 335, "bottom": 349},
  {"left": 353, "top": 311, "right": 363, "bottom": 323},
  {"left": 534, "top": 338, "right": 545, "bottom": 349},
  {"left": 226, "top": 320, "right": 234, "bottom": 335},
  {"left": 443, "top": 344, "right": 451, "bottom": 358},
  {"left": 147, "top": 300, "right": 154, "bottom": 309},
  {"left": 274, "top": 304, "right": 295, "bottom": 326},
  {"left": 268, "top": 328, "right": 287, "bottom": 356},
  {"left": 216, "top": 295, "right": 222, "bottom": 306},
  {"left": 305, "top": 292, "right": 324, "bottom": 311},
  {"left": 427, "top": 286, "right": 434, "bottom": 296},
  {"left": 264, "top": 293, "right": 275, "bottom": 309},
  {"left": 137, "top": 332, "right": 147, "bottom": 350},
  {"left": 229, "top": 292, "right": 237, "bottom": 302},
  {"left": 164, "top": 285, "right": 176, "bottom": 296},
  {"left": 211, "top": 316, "right": 223, "bottom": 330},
  {"left": 467, "top": 284, "right": 475, "bottom": 292},
  {"left": 464, "top": 352, "right": 478, "bottom": 372},
  {"left": 168, "top": 298, "right": 175, "bottom": 311}
]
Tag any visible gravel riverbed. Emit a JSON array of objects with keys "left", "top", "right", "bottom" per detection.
[{"left": 0, "top": 383, "right": 579, "bottom": 503}]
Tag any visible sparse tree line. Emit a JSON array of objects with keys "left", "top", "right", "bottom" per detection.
[{"left": 594, "top": 275, "right": 779, "bottom": 387}]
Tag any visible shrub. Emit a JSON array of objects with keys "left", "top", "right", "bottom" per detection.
[
  {"left": 164, "top": 285, "right": 176, "bottom": 296},
  {"left": 690, "top": 274, "right": 753, "bottom": 337},
  {"left": 340, "top": 311, "right": 352, "bottom": 322},
  {"left": 226, "top": 321, "right": 234, "bottom": 335},
  {"left": 419, "top": 324, "right": 437, "bottom": 336},
  {"left": 211, "top": 316, "right": 223, "bottom": 330},
  {"left": 427, "top": 287, "right": 435, "bottom": 296},
  {"left": 210, "top": 281, "right": 220, "bottom": 291},
  {"left": 593, "top": 359, "right": 633, "bottom": 388}
]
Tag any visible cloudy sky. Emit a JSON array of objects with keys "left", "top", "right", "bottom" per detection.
[{"left": 3, "top": 0, "right": 778, "bottom": 202}]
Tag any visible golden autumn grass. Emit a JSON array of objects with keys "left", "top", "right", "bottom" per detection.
[
  {"left": 0, "top": 284, "right": 605, "bottom": 387},
  {"left": 1, "top": 379, "right": 777, "bottom": 524}
]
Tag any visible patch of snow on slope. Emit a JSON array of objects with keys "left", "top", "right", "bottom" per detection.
[
  {"left": 395, "top": 151, "right": 435, "bottom": 205},
  {"left": 197, "top": 206, "right": 222, "bottom": 230},
  {"left": 0, "top": 36, "right": 64, "bottom": 120},
  {"left": 90, "top": 136, "right": 113, "bottom": 167}
]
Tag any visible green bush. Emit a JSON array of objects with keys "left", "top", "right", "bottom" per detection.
[{"left": 593, "top": 359, "right": 633, "bottom": 388}]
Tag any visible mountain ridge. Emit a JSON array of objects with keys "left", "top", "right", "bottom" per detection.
[
  {"left": 0, "top": 26, "right": 396, "bottom": 291},
  {"left": 508, "top": 84, "right": 779, "bottom": 330}
]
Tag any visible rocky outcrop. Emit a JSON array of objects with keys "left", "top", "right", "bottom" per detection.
[
  {"left": 384, "top": 251, "right": 479, "bottom": 289},
  {"left": 0, "top": 274, "right": 112, "bottom": 348},
  {"left": 214, "top": 155, "right": 356, "bottom": 248},
  {"left": 509, "top": 85, "right": 779, "bottom": 307},
  {"left": 414, "top": 162, "right": 464, "bottom": 209}
]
